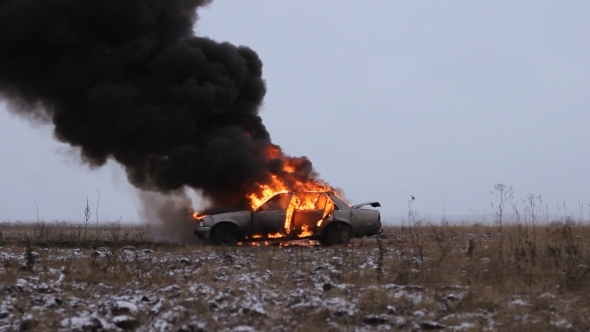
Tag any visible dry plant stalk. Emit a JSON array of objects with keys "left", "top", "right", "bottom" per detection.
[{"left": 0, "top": 221, "right": 589, "bottom": 330}]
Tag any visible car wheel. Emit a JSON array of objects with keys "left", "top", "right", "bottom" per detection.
[
  {"left": 321, "top": 223, "right": 352, "bottom": 246},
  {"left": 211, "top": 223, "right": 240, "bottom": 245}
]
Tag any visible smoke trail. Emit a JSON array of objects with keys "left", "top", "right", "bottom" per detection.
[
  {"left": 138, "top": 190, "right": 196, "bottom": 243},
  {"left": 0, "top": 0, "right": 322, "bottom": 218}
]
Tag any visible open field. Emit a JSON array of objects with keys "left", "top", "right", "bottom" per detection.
[{"left": 1, "top": 221, "right": 590, "bottom": 331}]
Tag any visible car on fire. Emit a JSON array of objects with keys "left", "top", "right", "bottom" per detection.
[{"left": 194, "top": 191, "right": 381, "bottom": 245}]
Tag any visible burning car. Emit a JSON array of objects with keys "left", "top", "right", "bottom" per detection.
[{"left": 194, "top": 191, "right": 381, "bottom": 245}]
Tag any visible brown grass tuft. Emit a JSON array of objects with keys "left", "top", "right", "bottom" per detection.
[{"left": 0, "top": 221, "right": 589, "bottom": 330}]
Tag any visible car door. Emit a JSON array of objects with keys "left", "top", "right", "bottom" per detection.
[
  {"left": 252, "top": 193, "right": 293, "bottom": 236},
  {"left": 291, "top": 192, "right": 327, "bottom": 234}
]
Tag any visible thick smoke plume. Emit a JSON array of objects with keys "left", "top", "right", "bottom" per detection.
[{"left": 0, "top": 0, "right": 324, "bottom": 221}]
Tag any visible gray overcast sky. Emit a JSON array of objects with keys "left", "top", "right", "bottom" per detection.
[{"left": 1, "top": 1, "right": 589, "bottom": 223}]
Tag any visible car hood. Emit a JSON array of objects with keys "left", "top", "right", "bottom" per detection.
[{"left": 209, "top": 210, "right": 252, "bottom": 223}]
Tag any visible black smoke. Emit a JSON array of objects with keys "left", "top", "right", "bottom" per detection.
[{"left": 0, "top": 0, "right": 315, "bottom": 213}]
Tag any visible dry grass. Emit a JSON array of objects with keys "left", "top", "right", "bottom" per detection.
[
  {"left": 1, "top": 220, "right": 589, "bottom": 330},
  {"left": 0, "top": 220, "right": 156, "bottom": 245}
]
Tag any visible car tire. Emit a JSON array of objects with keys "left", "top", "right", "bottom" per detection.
[
  {"left": 321, "top": 223, "right": 352, "bottom": 246},
  {"left": 211, "top": 223, "right": 240, "bottom": 245}
]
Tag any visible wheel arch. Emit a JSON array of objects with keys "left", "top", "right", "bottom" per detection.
[
  {"left": 321, "top": 220, "right": 351, "bottom": 234},
  {"left": 210, "top": 221, "right": 242, "bottom": 237},
  {"left": 320, "top": 220, "right": 352, "bottom": 246}
]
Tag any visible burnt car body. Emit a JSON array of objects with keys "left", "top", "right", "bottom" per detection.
[{"left": 195, "top": 191, "right": 381, "bottom": 245}]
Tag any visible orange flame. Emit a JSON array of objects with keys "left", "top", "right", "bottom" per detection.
[
  {"left": 317, "top": 198, "right": 334, "bottom": 227},
  {"left": 236, "top": 241, "right": 272, "bottom": 246},
  {"left": 284, "top": 195, "right": 299, "bottom": 234},
  {"left": 246, "top": 233, "right": 284, "bottom": 240},
  {"left": 192, "top": 212, "right": 209, "bottom": 220},
  {"left": 191, "top": 144, "right": 340, "bottom": 241},
  {"left": 298, "top": 224, "right": 313, "bottom": 237},
  {"left": 247, "top": 145, "right": 334, "bottom": 211},
  {"left": 242, "top": 145, "right": 338, "bottom": 239}
]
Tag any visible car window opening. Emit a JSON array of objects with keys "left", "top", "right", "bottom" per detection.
[{"left": 259, "top": 193, "right": 292, "bottom": 211}]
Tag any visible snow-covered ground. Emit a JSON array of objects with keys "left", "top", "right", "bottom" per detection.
[{"left": 0, "top": 232, "right": 584, "bottom": 331}]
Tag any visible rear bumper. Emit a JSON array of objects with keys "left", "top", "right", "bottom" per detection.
[{"left": 194, "top": 226, "right": 211, "bottom": 240}]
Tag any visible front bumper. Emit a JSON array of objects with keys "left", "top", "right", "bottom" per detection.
[{"left": 194, "top": 226, "right": 212, "bottom": 240}]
